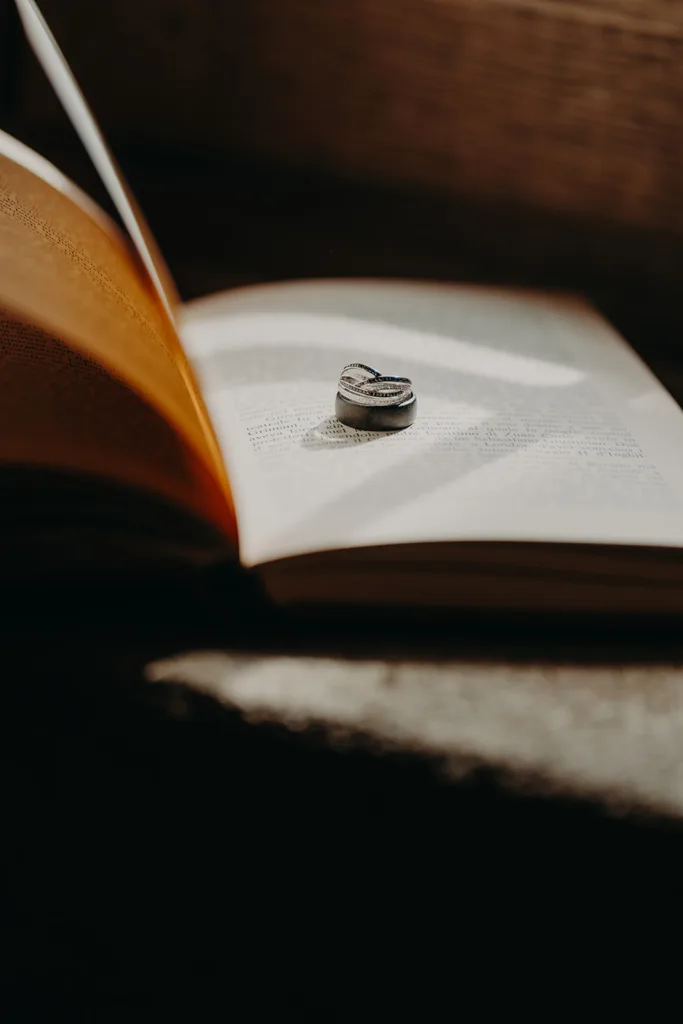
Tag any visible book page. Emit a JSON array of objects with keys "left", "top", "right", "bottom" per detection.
[
  {"left": 14, "top": 0, "right": 232, "bottom": 510},
  {"left": 181, "top": 280, "right": 683, "bottom": 567},
  {"left": 0, "top": 310, "right": 229, "bottom": 531},
  {"left": 0, "top": 132, "right": 233, "bottom": 535}
]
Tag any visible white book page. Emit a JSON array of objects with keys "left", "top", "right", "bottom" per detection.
[{"left": 181, "top": 280, "right": 683, "bottom": 567}]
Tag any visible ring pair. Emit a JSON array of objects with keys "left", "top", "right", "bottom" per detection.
[{"left": 336, "top": 363, "right": 416, "bottom": 431}]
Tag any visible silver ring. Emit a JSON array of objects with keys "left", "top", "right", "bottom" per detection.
[{"left": 338, "top": 363, "right": 414, "bottom": 407}]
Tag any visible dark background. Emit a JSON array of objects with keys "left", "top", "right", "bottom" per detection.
[
  {"left": 3, "top": 2, "right": 683, "bottom": 1016},
  {"left": 4, "top": 0, "right": 683, "bottom": 345}
]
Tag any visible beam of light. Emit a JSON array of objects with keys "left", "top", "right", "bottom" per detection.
[{"left": 183, "top": 309, "right": 585, "bottom": 389}]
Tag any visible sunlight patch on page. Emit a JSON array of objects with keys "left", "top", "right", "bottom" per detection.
[
  {"left": 182, "top": 279, "right": 683, "bottom": 566},
  {"left": 184, "top": 311, "right": 585, "bottom": 389}
]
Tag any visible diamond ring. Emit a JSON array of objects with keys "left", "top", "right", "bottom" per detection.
[
  {"left": 335, "top": 363, "right": 417, "bottom": 431},
  {"left": 337, "top": 363, "right": 414, "bottom": 407}
]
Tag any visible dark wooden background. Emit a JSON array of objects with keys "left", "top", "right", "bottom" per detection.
[
  {"left": 9, "top": 0, "right": 683, "bottom": 236},
  {"left": 4, "top": 0, "right": 683, "bottom": 352}
]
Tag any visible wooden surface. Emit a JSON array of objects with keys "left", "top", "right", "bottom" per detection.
[
  {"left": 148, "top": 615, "right": 683, "bottom": 820},
  {"left": 8, "top": 547, "right": 683, "bottom": 825},
  {"left": 8, "top": 593, "right": 683, "bottom": 1016}
]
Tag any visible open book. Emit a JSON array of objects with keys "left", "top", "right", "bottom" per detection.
[{"left": 5, "top": 0, "right": 683, "bottom": 615}]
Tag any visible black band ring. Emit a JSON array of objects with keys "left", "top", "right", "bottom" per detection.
[{"left": 335, "top": 391, "right": 417, "bottom": 431}]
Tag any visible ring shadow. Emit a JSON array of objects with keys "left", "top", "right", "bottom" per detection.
[{"left": 301, "top": 416, "right": 397, "bottom": 450}]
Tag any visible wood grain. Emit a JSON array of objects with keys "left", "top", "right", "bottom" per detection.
[{"left": 14, "top": 0, "right": 683, "bottom": 239}]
